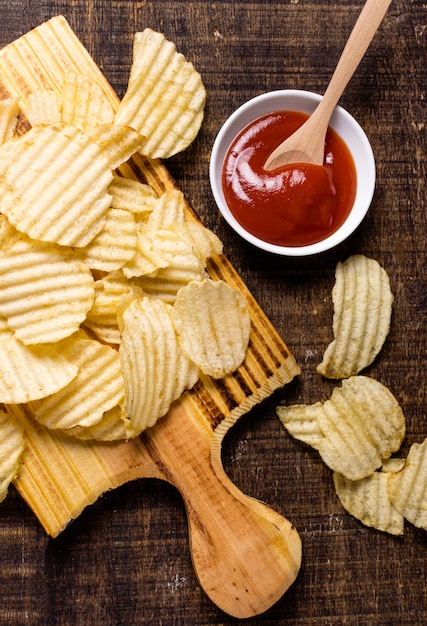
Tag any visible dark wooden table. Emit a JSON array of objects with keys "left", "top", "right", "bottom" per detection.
[{"left": 1, "top": 1, "right": 425, "bottom": 624}]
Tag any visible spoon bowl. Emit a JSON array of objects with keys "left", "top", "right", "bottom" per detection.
[{"left": 210, "top": 89, "right": 376, "bottom": 256}]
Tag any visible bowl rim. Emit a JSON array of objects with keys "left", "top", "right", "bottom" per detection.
[{"left": 209, "top": 89, "right": 376, "bottom": 256}]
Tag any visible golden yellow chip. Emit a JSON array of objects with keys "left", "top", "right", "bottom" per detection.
[
  {"left": 0, "top": 214, "right": 22, "bottom": 252},
  {"left": 0, "top": 409, "right": 25, "bottom": 503},
  {"left": 317, "top": 255, "right": 393, "bottom": 379},
  {"left": 61, "top": 72, "right": 115, "bottom": 131},
  {"left": 108, "top": 176, "right": 158, "bottom": 214},
  {"left": 0, "top": 238, "right": 94, "bottom": 345},
  {"left": 35, "top": 331, "right": 125, "bottom": 430},
  {"left": 83, "top": 320, "right": 122, "bottom": 346},
  {"left": 135, "top": 267, "right": 208, "bottom": 304},
  {"left": 122, "top": 226, "right": 168, "bottom": 278},
  {"left": 0, "top": 325, "right": 78, "bottom": 403},
  {"left": 144, "top": 189, "right": 186, "bottom": 235},
  {"left": 122, "top": 188, "right": 191, "bottom": 279},
  {"left": 63, "top": 404, "right": 130, "bottom": 441},
  {"left": 88, "top": 124, "right": 145, "bottom": 171},
  {"left": 0, "top": 97, "right": 19, "bottom": 145},
  {"left": 27, "top": 89, "right": 62, "bottom": 126},
  {"left": 79, "top": 207, "right": 137, "bottom": 272},
  {"left": 333, "top": 464, "right": 405, "bottom": 536},
  {"left": 278, "top": 376, "right": 406, "bottom": 481},
  {"left": 388, "top": 438, "right": 427, "bottom": 530},
  {"left": 114, "top": 29, "right": 206, "bottom": 159},
  {"left": 84, "top": 270, "right": 141, "bottom": 345},
  {"left": 0, "top": 123, "right": 113, "bottom": 247},
  {"left": 118, "top": 297, "right": 199, "bottom": 436},
  {"left": 172, "top": 279, "right": 251, "bottom": 379},
  {"left": 170, "top": 221, "right": 223, "bottom": 263},
  {"left": 86, "top": 270, "right": 139, "bottom": 327}
]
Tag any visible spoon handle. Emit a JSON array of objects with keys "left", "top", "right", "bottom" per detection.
[
  {"left": 264, "top": 0, "right": 392, "bottom": 169},
  {"left": 317, "top": 0, "right": 392, "bottom": 121}
]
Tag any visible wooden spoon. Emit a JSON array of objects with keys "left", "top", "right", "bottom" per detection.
[{"left": 264, "top": 0, "right": 392, "bottom": 171}]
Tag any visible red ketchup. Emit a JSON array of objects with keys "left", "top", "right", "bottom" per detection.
[{"left": 222, "top": 111, "right": 357, "bottom": 247}]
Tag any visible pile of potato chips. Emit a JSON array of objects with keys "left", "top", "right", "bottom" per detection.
[
  {"left": 278, "top": 255, "right": 426, "bottom": 535},
  {"left": 0, "top": 30, "right": 252, "bottom": 502}
]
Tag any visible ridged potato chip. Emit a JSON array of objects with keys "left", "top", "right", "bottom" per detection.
[
  {"left": 276, "top": 403, "right": 324, "bottom": 449},
  {"left": 108, "top": 176, "right": 158, "bottom": 214},
  {"left": 0, "top": 409, "right": 25, "bottom": 503},
  {"left": 317, "top": 255, "right": 393, "bottom": 379},
  {"left": 145, "top": 189, "right": 186, "bottom": 235},
  {"left": 63, "top": 405, "right": 129, "bottom": 442},
  {"left": 88, "top": 124, "right": 145, "bottom": 171},
  {"left": 35, "top": 331, "right": 125, "bottom": 430},
  {"left": 333, "top": 459, "right": 406, "bottom": 536},
  {"left": 0, "top": 238, "right": 94, "bottom": 345},
  {"left": 79, "top": 207, "right": 137, "bottom": 272},
  {"left": 0, "top": 97, "right": 19, "bottom": 144},
  {"left": 27, "top": 89, "right": 62, "bottom": 126},
  {"left": 83, "top": 320, "right": 122, "bottom": 346},
  {"left": 119, "top": 297, "right": 199, "bottom": 436},
  {"left": 0, "top": 326, "right": 78, "bottom": 404},
  {"left": 115, "top": 29, "right": 206, "bottom": 159},
  {"left": 86, "top": 271, "right": 140, "bottom": 327},
  {"left": 0, "top": 123, "right": 113, "bottom": 247},
  {"left": 170, "top": 221, "right": 223, "bottom": 262},
  {"left": 61, "top": 72, "right": 115, "bottom": 131},
  {"left": 0, "top": 214, "right": 22, "bottom": 251},
  {"left": 172, "top": 279, "right": 251, "bottom": 379},
  {"left": 278, "top": 376, "right": 406, "bottom": 481},
  {"left": 387, "top": 438, "right": 427, "bottom": 530}
]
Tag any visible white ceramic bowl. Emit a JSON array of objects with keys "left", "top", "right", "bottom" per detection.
[{"left": 209, "top": 89, "right": 376, "bottom": 256}]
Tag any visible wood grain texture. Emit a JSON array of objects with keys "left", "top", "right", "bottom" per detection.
[{"left": 0, "top": 1, "right": 426, "bottom": 624}]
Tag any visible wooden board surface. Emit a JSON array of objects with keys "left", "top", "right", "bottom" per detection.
[{"left": 0, "top": 1, "right": 426, "bottom": 625}]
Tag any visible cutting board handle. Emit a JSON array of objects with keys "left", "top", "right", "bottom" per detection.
[{"left": 142, "top": 397, "right": 302, "bottom": 619}]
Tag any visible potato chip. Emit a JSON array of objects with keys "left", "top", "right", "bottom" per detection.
[
  {"left": 0, "top": 322, "right": 78, "bottom": 404},
  {"left": 170, "top": 221, "right": 223, "bottom": 262},
  {"left": 0, "top": 238, "right": 94, "bottom": 345},
  {"left": 84, "top": 270, "right": 141, "bottom": 344},
  {"left": 317, "top": 255, "right": 393, "bottom": 379},
  {"left": 114, "top": 29, "right": 206, "bottom": 159},
  {"left": 0, "top": 214, "right": 22, "bottom": 252},
  {"left": 108, "top": 176, "right": 158, "bottom": 214},
  {"left": 278, "top": 376, "right": 406, "bottom": 481},
  {"left": 83, "top": 320, "right": 122, "bottom": 346},
  {"left": 79, "top": 207, "right": 137, "bottom": 272},
  {"left": 122, "top": 226, "right": 171, "bottom": 278},
  {"left": 88, "top": 124, "right": 145, "bottom": 171},
  {"left": 0, "top": 97, "right": 19, "bottom": 145},
  {"left": 172, "top": 279, "right": 251, "bottom": 378},
  {"left": 0, "top": 409, "right": 25, "bottom": 503},
  {"left": 86, "top": 270, "right": 139, "bottom": 327},
  {"left": 61, "top": 72, "right": 115, "bottom": 131},
  {"left": 118, "top": 296, "right": 199, "bottom": 436},
  {"left": 27, "top": 89, "right": 62, "bottom": 126},
  {"left": 63, "top": 404, "right": 130, "bottom": 441},
  {"left": 388, "top": 438, "right": 427, "bottom": 530},
  {"left": 0, "top": 123, "right": 113, "bottom": 247},
  {"left": 333, "top": 462, "right": 405, "bottom": 535},
  {"left": 276, "top": 402, "right": 324, "bottom": 448},
  {"left": 122, "top": 191, "right": 192, "bottom": 279},
  {"left": 144, "top": 189, "right": 186, "bottom": 235},
  {"left": 35, "top": 331, "right": 125, "bottom": 430}
]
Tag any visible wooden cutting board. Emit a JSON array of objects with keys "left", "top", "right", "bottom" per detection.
[{"left": 0, "top": 16, "right": 301, "bottom": 619}]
